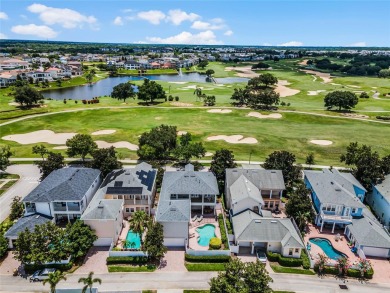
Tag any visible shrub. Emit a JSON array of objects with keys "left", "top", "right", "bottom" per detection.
[
  {"left": 301, "top": 250, "right": 311, "bottom": 269},
  {"left": 24, "top": 262, "right": 73, "bottom": 273},
  {"left": 265, "top": 251, "right": 279, "bottom": 262},
  {"left": 209, "top": 237, "right": 222, "bottom": 250},
  {"left": 217, "top": 214, "right": 229, "bottom": 249},
  {"left": 278, "top": 255, "right": 303, "bottom": 267},
  {"left": 313, "top": 265, "right": 373, "bottom": 279},
  {"left": 376, "top": 116, "right": 390, "bottom": 120},
  {"left": 75, "top": 100, "right": 78, "bottom": 104},
  {"left": 106, "top": 256, "right": 148, "bottom": 265},
  {"left": 63, "top": 99, "right": 67, "bottom": 104},
  {"left": 280, "top": 101, "right": 286, "bottom": 106},
  {"left": 168, "top": 95, "right": 174, "bottom": 101},
  {"left": 175, "top": 96, "right": 179, "bottom": 101},
  {"left": 184, "top": 254, "right": 230, "bottom": 263},
  {"left": 82, "top": 100, "right": 87, "bottom": 104}
]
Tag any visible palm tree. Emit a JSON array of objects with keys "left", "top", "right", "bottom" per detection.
[
  {"left": 193, "top": 87, "right": 203, "bottom": 101},
  {"left": 78, "top": 272, "right": 102, "bottom": 293},
  {"left": 128, "top": 210, "right": 149, "bottom": 243},
  {"left": 296, "top": 211, "right": 311, "bottom": 231},
  {"left": 42, "top": 270, "right": 67, "bottom": 293}
]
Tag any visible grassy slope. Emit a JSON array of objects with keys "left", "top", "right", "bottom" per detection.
[{"left": 1, "top": 107, "right": 390, "bottom": 165}]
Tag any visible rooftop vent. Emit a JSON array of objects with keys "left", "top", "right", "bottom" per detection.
[
  {"left": 35, "top": 215, "right": 40, "bottom": 219},
  {"left": 255, "top": 220, "right": 262, "bottom": 223},
  {"left": 335, "top": 188, "right": 341, "bottom": 192},
  {"left": 271, "top": 220, "right": 277, "bottom": 223},
  {"left": 170, "top": 207, "right": 177, "bottom": 211},
  {"left": 271, "top": 171, "right": 276, "bottom": 173}
]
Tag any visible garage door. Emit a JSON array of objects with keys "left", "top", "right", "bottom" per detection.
[
  {"left": 164, "top": 238, "right": 185, "bottom": 247},
  {"left": 94, "top": 238, "right": 113, "bottom": 246},
  {"left": 363, "top": 246, "right": 390, "bottom": 258}
]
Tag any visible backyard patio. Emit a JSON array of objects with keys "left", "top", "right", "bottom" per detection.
[{"left": 188, "top": 214, "right": 221, "bottom": 251}]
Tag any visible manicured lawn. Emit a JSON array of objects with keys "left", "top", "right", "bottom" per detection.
[
  {"left": 185, "top": 263, "right": 226, "bottom": 271},
  {"left": 2, "top": 107, "right": 390, "bottom": 165},
  {"left": 0, "top": 180, "right": 17, "bottom": 196},
  {"left": 270, "top": 263, "right": 315, "bottom": 275},
  {"left": 108, "top": 264, "right": 156, "bottom": 272},
  {"left": 0, "top": 173, "right": 20, "bottom": 179}
]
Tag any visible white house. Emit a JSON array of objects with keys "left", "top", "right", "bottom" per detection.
[{"left": 366, "top": 175, "right": 390, "bottom": 229}]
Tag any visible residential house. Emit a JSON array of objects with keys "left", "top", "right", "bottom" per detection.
[
  {"left": 124, "top": 60, "right": 141, "bottom": 70},
  {"left": 81, "top": 163, "right": 157, "bottom": 246},
  {"left": 366, "top": 174, "right": 390, "bottom": 229},
  {"left": 231, "top": 209, "right": 304, "bottom": 257},
  {"left": 4, "top": 168, "right": 101, "bottom": 248},
  {"left": 0, "top": 58, "right": 29, "bottom": 70},
  {"left": 225, "top": 168, "right": 285, "bottom": 212},
  {"left": 304, "top": 169, "right": 366, "bottom": 233},
  {"left": 45, "top": 67, "right": 62, "bottom": 79},
  {"left": 156, "top": 164, "right": 219, "bottom": 247},
  {"left": 27, "top": 71, "right": 53, "bottom": 82},
  {"left": 0, "top": 72, "right": 17, "bottom": 87}
]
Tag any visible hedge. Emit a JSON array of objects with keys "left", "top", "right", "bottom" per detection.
[
  {"left": 266, "top": 251, "right": 303, "bottom": 267},
  {"left": 376, "top": 116, "right": 390, "bottom": 120},
  {"left": 313, "top": 265, "right": 374, "bottom": 279},
  {"left": 301, "top": 250, "right": 311, "bottom": 269},
  {"left": 209, "top": 237, "right": 222, "bottom": 250},
  {"left": 106, "top": 256, "right": 148, "bottom": 265},
  {"left": 185, "top": 254, "right": 231, "bottom": 263},
  {"left": 24, "top": 262, "right": 73, "bottom": 273},
  {"left": 217, "top": 214, "right": 229, "bottom": 249}
]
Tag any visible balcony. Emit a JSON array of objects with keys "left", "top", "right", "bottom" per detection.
[
  {"left": 124, "top": 199, "right": 149, "bottom": 206},
  {"left": 25, "top": 207, "right": 36, "bottom": 214},
  {"left": 67, "top": 203, "right": 81, "bottom": 212},
  {"left": 320, "top": 211, "right": 352, "bottom": 222},
  {"left": 53, "top": 203, "right": 67, "bottom": 212}
]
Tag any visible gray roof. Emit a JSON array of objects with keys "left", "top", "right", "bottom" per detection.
[
  {"left": 5, "top": 213, "right": 53, "bottom": 238},
  {"left": 232, "top": 209, "right": 304, "bottom": 248},
  {"left": 230, "top": 175, "right": 264, "bottom": 206},
  {"left": 226, "top": 168, "right": 285, "bottom": 191},
  {"left": 347, "top": 211, "right": 390, "bottom": 249},
  {"left": 159, "top": 164, "right": 218, "bottom": 201},
  {"left": 374, "top": 174, "right": 390, "bottom": 202},
  {"left": 23, "top": 168, "right": 100, "bottom": 203},
  {"left": 304, "top": 169, "right": 365, "bottom": 208},
  {"left": 241, "top": 164, "right": 264, "bottom": 170},
  {"left": 81, "top": 163, "right": 155, "bottom": 220},
  {"left": 156, "top": 200, "right": 191, "bottom": 222}
]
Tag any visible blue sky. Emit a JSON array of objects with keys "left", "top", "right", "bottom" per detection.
[{"left": 1, "top": 0, "right": 389, "bottom": 46}]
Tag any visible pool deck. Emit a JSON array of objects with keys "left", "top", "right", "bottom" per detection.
[
  {"left": 116, "top": 220, "right": 130, "bottom": 249},
  {"left": 188, "top": 216, "right": 221, "bottom": 251},
  {"left": 304, "top": 224, "right": 359, "bottom": 265}
]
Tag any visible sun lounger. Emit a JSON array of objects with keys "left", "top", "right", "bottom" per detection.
[
  {"left": 197, "top": 215, "right": 203, "bottom": 222},
  {"left": 192, "top": 215, "right": 198, "bottom": 222}
]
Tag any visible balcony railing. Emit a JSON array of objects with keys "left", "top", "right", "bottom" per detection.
[
  {"left": 67, "top": 205, "right": 81, "bottom": 211},
  {"left": 25, "top": 207, "right": 36, "bottom": 214},
  {"left": 53, "top": 204, "right": 67, "bottom": 211},
  {"left": 320, "top": 211, "right": 352, "bottom": 221},
  {"left": 124, "top": 199, "right": 149, "bottom": 206}
]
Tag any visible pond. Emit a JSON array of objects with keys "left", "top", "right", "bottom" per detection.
[{"left": 42, "top": 73, "right": 248, "bottom": 100}]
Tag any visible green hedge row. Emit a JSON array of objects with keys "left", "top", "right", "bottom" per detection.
[
  {"left": 185, "top": 254, "right": 231, "bottom": 263},
  {"left": 106, "top": 256, "right": 148, "bottom": 265},
  {"left": 313, "top": 265, "right": 374, "bottom": 279},
  {"left": 301, "top": 250, "right": 311, "bottom": 269},
  {"left": 266, "top": 251, "right": 303, "bottom": 267},
  {"left": 217, "top": 214, "right": 229, "bottom": 249},
  {"left": 24, "top": 262, "right": 73, "bottom": 273}
]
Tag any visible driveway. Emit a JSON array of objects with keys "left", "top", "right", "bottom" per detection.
[
  {"left": 158, "top": 248, "right": 185, "bottom": 272},
  {"left": 75, "top": 247, "right": 109, "bottom": 274},
  {"left": 0, "top": 252, "right": 21, "bottom": 276},
  {"left": 367, "top": 257, "right": 390, "bottom": 283}
]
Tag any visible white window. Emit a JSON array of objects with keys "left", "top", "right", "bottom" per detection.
[{"left": 125, "top": 208, "right": 130, "bottom": 213}]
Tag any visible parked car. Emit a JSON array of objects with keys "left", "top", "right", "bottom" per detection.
[
  {"left": 256, "top": 250, "right": 267, "bottom": 264},
  {"left": 30, "top": 268, "right": 56, "bottom": 282}
]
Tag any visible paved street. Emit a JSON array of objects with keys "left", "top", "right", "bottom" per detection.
[
  {"left": 0, "top": 165, "right": 40, "bottom": 222},
  {"left": 0, "top": 271, "right": 390, "bottom": 293}
]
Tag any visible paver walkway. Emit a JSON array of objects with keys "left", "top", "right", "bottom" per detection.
[
  {"left": 75, "top": 247, "right": 109, "bottom": 274},
  {"left": 158, "top": 248, "right": 185, "bottom": 272}
]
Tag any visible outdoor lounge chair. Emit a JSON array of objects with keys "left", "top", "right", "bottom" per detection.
[
  {"left": 197, "top": 215, "right": 203, "bottom": 222},
  {"left": 192, "top": 215, "right": 198, "bottom": 222}
]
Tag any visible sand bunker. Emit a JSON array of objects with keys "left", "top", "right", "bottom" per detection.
[
  {"left": 207, "top": 109, "right": 232, "bottom": 114},
  {"left": 307, "top": 90, "right": 326, "bottom": 96},
  {"left": 2, "top": 130, "right": 76, "bottom": 145},
  {"left": 170, "top": 102, "right": 194, "bottom": 107},
  {"left": 168, "top": 81, "right": 188, "bottom": 84},
  {"left": 91, "top": 130, "right": 117, "bottom": 135},
  {"left": 310, "top": 140, "right": 333, "bottom": 146},
  {"left": 276, "top": 80, "right": 300, "bottom": 97},
  {"left": 341, "top": 113, "right": 369, "bottom": 119},
  {"left": 182, "top": 85, "right": 202, "bottom": 90},
  {"left": 205, "top": 152, "right": 213, "bottom": 157},
  {"left": 225, "top": 66, "right": 258, "bottom": 78},
  {"left": 53, "top": 146, "right": 68, "bottom": 150},
  {"left": 301, "top": 70, "right": 332, "bottom": 83},
  {"left": 207, "top": 135, "right": 258, "bottom": 144},
  {"left": 95, "top": 140, "right": 139, "bottom": 151},
  {"left": 247, "top": 112, "right": 282, "bottom": 119},
  {"left": 298, "top": 59, "right": 308, "bottom": 65},
  {"left": 177, "top": 131, "right": 188, "bottom": 135}
]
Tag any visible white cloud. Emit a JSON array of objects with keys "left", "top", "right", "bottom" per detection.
[
  {"left": 146, "top": 30, "right": 223, "bottom": 45},
  {"left": 191, "top": 20, "right": 224, "bottom": 30},
  {"left": 0, "top": 11, "right": 8, "bottom": 20},
  {"left": 347, "top": 42, "right": 367, "bottom": 47},
  {"left": 113, "top": 16, "right": 123, "bottom": 26},
  {"left": 224, "top": 30, "right": 233, "bottom": 36},
  {"left": 27, "top": 3, "right": 97, "bottom": 29},
  {"left": 263, "top": 42, "right": 272, "bottom": 46},
  {"left": 278, "top": 41, "right": 303, "bottom": 46},
  {"left": 166, "top": 9, "right": 199, "bottom": 25},
  {"left": 137, "top": 10, "right": 166, "bottom": 25},
  {"left": 11, "top": 24, "right": 58, "bottom": 38},
  {"left": 123, "top": 9, "right": 133, "bottom": 13},
  {"left": 0, "top": 33, "right": 7, "bottom": 39}
]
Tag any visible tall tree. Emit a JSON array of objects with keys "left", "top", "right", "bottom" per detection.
[
  {"left": 247, "top": 89, "right": 280, "bottom": 109},
  {"left": 0, "top": 234, "right": 8, "bottom": 258},
  {"left": 137, "top": 79, "right": 166, "bottom": 104},
  {"left": 305, "top": 153, "right": 315, "bottom": 168},
  {"left": 197, "top": 60, "right": 209, "bottom": 69},
  {"left": 258, "top": 73, "right": 278, "bottom": 87},
  {"left": 285, "top": 183, "right": 313, "bottom": 231},
  {"left": 64, "top": 220, "right": 97, "bottom": 259},
  {"left": 13, "top": 85, "right": 43, "bottom": 107},
  {"left": 205, "top": 69, "right": 215, "bottom": 77},
  {"left": 264, "top": 151, "right": 302, "bottom": 188},
  {"left": 66, "top": 134, "right": 97, "bottom": 162},
  {"left": 32, "top": 145, "right": 48, "bottom": 160},
  {"left": 35, "top": 152, "right": 65, "bottom": 180},
  {"left": 324, "top": 91, "right": 358, "bottom": 111},
  {"left": 173, "top": 133, "right": 206, "bottom": 163},
  {"left": 9, "top": 196, "right": 24, "bottom": 221},
  {"left": 78, "top": 272, "right": 102, "bottom": 293},
  {"left": 43, "top": 270, "right": 67, "bottom": 293},
  {"left": 0, "top": 145, "right": 12, "bottom": 172},
  {"left": 129, "top": 211, "right": 149, "bottom": 243},
  {"left": 111, "top": 82, "right": 136, "bottom": 102},
  {"left": 210, "top": 149, "right": 237, "bottom": 192},
  {"left": 142, "top": 221, "right": 167, "bottom": 263},
  {"left": 209, "top": 258, "right": 273, "bottom": 293},
  {"left": 230, "top": 88, "right": 248, "bottom": 106},
  {"left": 90, "top": 147, "right": 122, "bottom": 177}
]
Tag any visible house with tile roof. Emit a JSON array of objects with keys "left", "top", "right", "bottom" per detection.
[
  {"left": 304, "top": 168, "right": 366, "bottom": 233},
  {"left": 81, "top": 163, "right": 157, "bottom": 246},
  {"left": 231, "top": 209, "right": 304, "bottom": 257},
  {"left": 366, "top": 174, "right": 390, "bottom": 230},
  {"left": 156, "top": 164, "right": 219, "bottom": 247}
]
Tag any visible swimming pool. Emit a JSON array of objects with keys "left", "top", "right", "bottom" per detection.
[
  {"left": 125, "top": 230, "right": 141, "bottom": 249},
  {"left": 196, "top": 224, "right": 216, "bottom": 247},
  {"left": 309, "top": 238, "right": 347, "bottom": 260}
]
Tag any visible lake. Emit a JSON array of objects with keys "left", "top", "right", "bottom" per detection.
[{"left": 42, "top": 73, "right": 248, "bottom": 100}]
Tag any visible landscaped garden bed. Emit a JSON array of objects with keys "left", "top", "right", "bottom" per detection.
[
  {"left": 106, "top": 256, "right": 156, "bottom": 273},
  {"left": 184, "top": 254, "right": 230, "bottom": 271}
]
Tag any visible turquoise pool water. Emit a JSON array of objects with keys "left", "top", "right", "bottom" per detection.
[
  {"left": 196, "top": 224, "right": 216, "bottom": 247},
  {"left": 309, "top": 238, "right": 347, "bottom": 260},
  {"left": 125, "top": 230, "right": 141, "bottom": 249}
]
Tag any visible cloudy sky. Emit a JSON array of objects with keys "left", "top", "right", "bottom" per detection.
[{"left": 0, "top": 0, "right": 389, "bottom": 46}]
